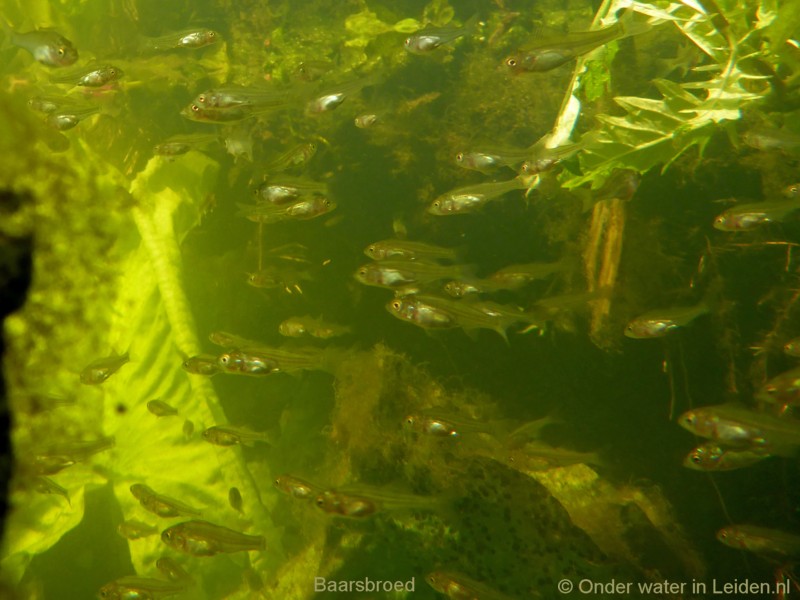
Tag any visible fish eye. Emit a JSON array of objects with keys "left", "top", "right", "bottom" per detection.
[
  {"left": 521, "top": 162, "right": 530, "bottom": 173},
  {"left": 164, "top": 531, "right": 172, "bottom": 540},
  {"left": 404, "top": 38, "right": 411, "bottom": 46},
  {"left": 366, "top": 245, "right": 375, "bottom": 255},
  {"left": 455, "top": 152, "right": 464, "bottom": 162},
  {"left": 198, "top": 94, "right": 206, "bottom": 103},
  {"left": 191, "top": 104, "right": 201, "bottom": 112},
  {"left": 208, "top": 31, "right": 216, "bottom": 38},
  {"left": 57, "top": 47, "right": 66, "bottom": 56},
  {"left": 219, "top": 354, "right": 230, "bottom": 365},
  {"left": 391, "top": 300, "right": 401, "bottom": 310},
  {"left": 506, "top": 57, "right": 517, "bottom": 67},
  {"left": 690, "top": 453, "right": 702, "bottom": 464},
  {"left": 433, "top": 200, "right": 440, "bottom": 208},
  {"left": 315, "top": 496, "right": 325, "bottom": 506}
]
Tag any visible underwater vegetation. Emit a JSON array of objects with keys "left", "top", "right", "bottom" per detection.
[{"left": 2, "top": 0, "right": 800, "bottom": 597}]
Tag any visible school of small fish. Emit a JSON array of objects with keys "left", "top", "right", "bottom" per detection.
[{"left": 7, "top": 0, "right": 800, "bottom": 597}]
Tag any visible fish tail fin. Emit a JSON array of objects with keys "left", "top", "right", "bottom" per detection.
[{"left": 463, "top": 13, "right": 480, "bottom": 35}]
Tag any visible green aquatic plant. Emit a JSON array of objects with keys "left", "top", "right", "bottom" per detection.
[{"left": 555, "top": 0, "right": 776, "bottom": 189}]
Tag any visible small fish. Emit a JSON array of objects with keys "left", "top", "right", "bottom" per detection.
[
  {"left": 46, "top": 105, "right": 100, "bottom": 131},
  {"left": 624, "top": 302, "right": 709, "bottom": 338},
  {"left": 355, "top": 260, "right": 471, "bottom": 289},
  {"left": 252, "top": 176, "right": 327, "bottom": 205},
  {"left": 443, "top": 279, "right": 488, "bottom": 298},
  {"left": 154, "top": 133, "right": 219, "bottom": 157},
  {"left": 236, "top": 196, "right": 336, "bottom": 224},
  {"left": 683, "top": 442, "right": 769, "bottom": 471},
  {"left": 487, "top": 260, "right": 568, "bottom": 290},
  {"left": 273, "top": 474, "right": 321, "bottom": 500},
  {"left": 262, "top": 142, "right": 317, "bottom": 173},
  {"left": 27, "top": 94, "right": 83, "bottom": 114},
  {"left": 403, "top": 14, "right": 478, "bottom": 54},
  {"left": 678, "top": 404, "right": 800, "bottom": 456},
  {"left": 305, "top": 74, "right": 378, "bottom": 114},
  {"left": 426, "top": 570, "right": 514, "bottom": 600},
  {"left": 130, "top": 483, "right": 202, "bottom": 518},
  {"left": 427, "top": 178, "right": 527, "bottom": 215},
  {"left": 228, "top": 487, "right": 243, "bottom": 513},
  {"left": 32, "top": 436, "right": 115, "bottom": 474},
  {"left": 755, "top": 367, "right": 800, "bottom": 408},
  {"left": 50, "top": 64, "right": 123, "bottom": 87},
  {"left": 455, "top": 145, "right": 531, "bottom": 174},
  {"left": 155, "top": 557, "right": 192, "bottom": 582},
  {"left": 364, "top": 239, "right": 459, "bottom": 262},
  {"left": 354, "top": 112, "right": 384, "bottom": 128},
  {"left": 80, "top": 351, "right": 129, "bottom": 385},
  {"left": 32, "top": 476, "right": 69, "bottom": 503},
  {"left": 161, "top": 520, "right": 266, "bottom": 556},
  {"left": 713, "top": 198, "right": 800, "bottom": 231},
  {"left": 314, "top": 485, "right": 443, "bottom": 518},
  {"left": 216, "top": 349, "right": 280, "bottom": 376},
  {"left": 504, "top": 10, "right": 650, "bottom": 73},
  {"left": 278, "top": 316, "right": 351, "bottom": 339},
  {"left": 403, "top": 411, "right": 527, "bottom": 440},
  {"left": 202, "top": 425, "right": 270, "bottom": 447},
  {"left": 117, "top": 519, "right": 159, "bottom": 540},
  {"left": 182, "top": 354, "right": 221, "bottom": 376},
  {"left": 717, "top": 525, "right": 800, "bottom": 561},
  {"left": 147, "top": 399, "right": 178, "bottom": 417},
  {"left": 139, "top": 28, "right": 219, "bottom": 51},
  {"left": 192, "top": 86, "right": 293, "bottom": 110},
  {"left": 6, "top": 27, "right": 78, "bottom": 67},
  {"left": 97, "top": 576, "right": 186, "bottom": 599},
  {"left": 387, "top": 294, "right": 545, "bottom": 341}
]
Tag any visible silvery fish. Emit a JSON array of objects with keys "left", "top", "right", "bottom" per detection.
[
  {"left": 202, "top": 425, "right": 270, "bottom": 447},
  {"left": 50, "top": 64, "right": 123, "bottom": 87},
  {"left": 5, "top": 26, "right": 78, "bottom": 67},
  {"left": 278, "top": 316, "right": 351, "bottom": 339},
  {"left": 683, "top": 442, "right": 768, "bottom": 472},
  {"left": 314, "top": 485, "right": 443, "bottom": 518},
  {"left": 130, "top": 483, "right": 202, "bottom": 518},
  {"left": 427, "top": 178, "right": 527, "bottom": 215},
  {"left": 117, "top": 519, "right": 158, "bottom": 540},
  {"left": 504, "top": 10, "right": 650, "bottom": 73},
  {"left": 624, "top": 303, "right": 709, "bottom": 339},
  {"left": 364, "top": 239, "right": 459, "bottom": 262},
  {"left": 182, "top": 354, "right": 221, "bottom": 376},
  {"left": 403, "top": 14, "right": 478, "bottom": 54},
  {"left": 678, "top": 404, "right": 800, "bottom": 456},
  {"left": 717, "top": 525, "right": 800, "bottom": 561},
  {"left": 80, "top": 351, "right": 129, "bottom": 385},
  {"left": 713, "top": 198, "right": 800, "bottom": 231},
  {"left": 97, "top": 576, "right": 186, "bottom": 600},
  {"left": 161, "top": 520, "right": 266, "bottom": 556},
  {"left": 273, "top": 474, "right": 321, "bottom": 500},
  {"left": 139, "top": 28, "right": 219, "bottom": 51}
]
